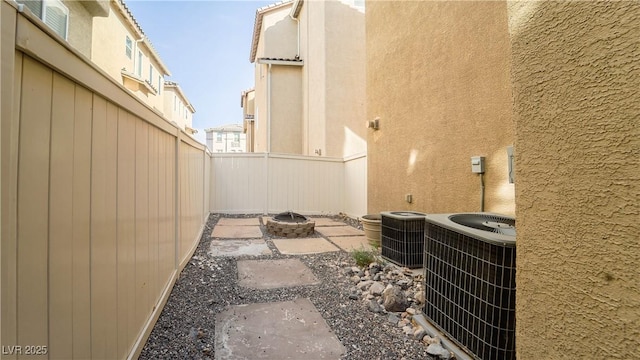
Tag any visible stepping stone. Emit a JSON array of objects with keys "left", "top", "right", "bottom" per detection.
[
  {"left": 329, "top": 236, "right": 375, "bottom": 252},
  {"left": 217, "top": 217, "right": 260, "bottom": 226},
  {"left": 316, "top": 226, "right": 364, "bottom": 237},
  {"left": 272, "top": 237, "right": 340, "bottom": 255},
  {"left": 215, "top": 298, "right": 345, "bottom": 360},
  {"left": 310, "top": 217, "right": 347, "bottom": 227},
  {"left": 237, "top": 259, "right": 320, "bottom": 289},
  {"left": 211, "top": 225, "right": 262, "bottom": 238},
  {"left": 209, "top": 239, "right": 272, "bottom": 257}
]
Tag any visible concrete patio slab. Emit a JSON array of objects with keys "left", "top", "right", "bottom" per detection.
[
  {"left": 329, "top": 236, "right": 375, "bottom": 252},
  {"left": 237, "top": 259, "right": 320, "bottom": 289},
  {"left": 211, "top": 225, "right": 263, "bottom": 239},
  {"left": 209, "top": 239, "right": 272, "bottom": 257},
  {"left": 215, "top": 298, "right": 345, "bottom": 360},
  {"left": 310, "top": 217, "right": 348, "bottom": 227},
  {"left": 272, "top": 237, "right": 340, "bottom": 255},
  {"left": 316, "top": 226, "right": 364, "bottom": 237},
  {"left": 217, "top": 217, "right": 261, "bottom": 226}
]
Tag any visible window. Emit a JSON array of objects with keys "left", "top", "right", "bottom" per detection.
[
  {"left": 174, "top": 95, "right": 177, "bottom": 110},
  {"left": 149, "top": 65, "right": 154, "bottom": 83},
  {"left": 234, "top": 133, "right": 240, "bottom": 142},
  {"left": 158, "top": 76, "right": 162, "bottom": 95},
  {"left": 125, "top": 36, "right": 132, "bottom": 58},
  {"left": 19, "top": 0, "right": 69, "bottom": 40},
  {"left": 137, "top": 51, "right": 143, "bottom": 77},
  {"left": 216, "top": 133, "right": 222, "bottom": 143}
]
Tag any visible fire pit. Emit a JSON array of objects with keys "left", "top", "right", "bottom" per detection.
[{"left": 266, "top": 212, "right": 315, "bottom": 238}]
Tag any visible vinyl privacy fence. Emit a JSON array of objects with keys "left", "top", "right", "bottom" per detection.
[{"left": 1, "top": 4, "right": 210, "bottom": 359}]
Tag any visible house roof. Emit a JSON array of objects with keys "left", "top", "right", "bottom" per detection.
[
  {"left": 165, "top": 81, "right": 196, "bottom": 113},
  {"left": 240, "top": 87, "right": 255, "bottom": 107},
  {"left": 115, "top": 0, "right": 171, "bottom": 76},
  {"left": 249, "top": 0, "right": 293, "bottom": 63},
  {"left": 204, "top": 124, "right": 244, "bottom": 133}
]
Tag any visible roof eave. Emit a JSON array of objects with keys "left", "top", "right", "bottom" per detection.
[{"left": 249, "top": 1, "right": 293, "bottom": 63}]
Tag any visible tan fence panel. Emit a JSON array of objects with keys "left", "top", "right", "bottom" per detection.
[
  {"left": 210, "top": 153, "right": 366, "bottom": 216},
  {"left": 178, "top": 139, "right": 206, "bottom": 267},
  {"left": 267, "top": 155, "right": 344, "bottom": 214},
  {"left": 17, "top": 55, "right": 52, "bottom": 357},
  {"left": 343, "top": 153, "right": 367, "bottom": 218},
  {"left": 90, "top": 95, "right": 119, "bottom": 359},
  {"left": 0, "top": 6, "right": 211, "bottom": 358},
  {"left": 211, "top": 153, "right": 268, "bottom": 213}
]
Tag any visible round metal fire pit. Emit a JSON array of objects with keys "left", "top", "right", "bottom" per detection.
[{"left": 266, "top": 212, "right": 315, "bottom": 238}]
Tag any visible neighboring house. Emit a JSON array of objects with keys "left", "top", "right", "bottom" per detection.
[
  {"left": 366, "top": 1, "right": 638, "bottom": 359},
  {"left": 205, "top": 125, "right": 246, "bottom": 153},
  {"left": 240, "top": 88, "right": 255, "bottom": 152},
  {"left": 16, "top": 0, "right": 109, "bottom": 58},
  {"left": 163, "top": 81, "right": 197, "bottom": 135},
  {"left": 91, "top": 0, "right": 170, "bottom": 114},
  {"left": 245, "top": 0, "right": 366, "bottom": 158}
]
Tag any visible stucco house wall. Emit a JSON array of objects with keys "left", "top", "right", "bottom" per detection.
[
  {"left": 270, "top": 66, "right": 303, "bottom": 154},
  {"left": 508, "top": 2, "right": 640, "bottom": 358},
  {"left": 366, "top": 0, "right": 514, "bottom": 215},
  {"left": 249, "top": 0, "right": 366, "bottom": 158},
  {"left": 323, "top": 0, "right": 366, "bottom": 157},
  {"left": 91, "top": 0, "right": 168, "bottom": 113},
  {"left": 163, "top": 82, "right": 195, "bottom": 132}
]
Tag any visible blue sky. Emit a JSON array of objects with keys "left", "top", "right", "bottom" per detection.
[{"left": 125, "top": 0, "right": 275, "bottom": 143}]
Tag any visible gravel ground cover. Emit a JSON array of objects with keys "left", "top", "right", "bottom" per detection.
[{"left": 139, "top": 213, "right": 434, "bottom": 360}]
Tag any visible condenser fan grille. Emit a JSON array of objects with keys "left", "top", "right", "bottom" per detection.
[{"left": 449, "top": 214, "right": 516, "bottom": 236}]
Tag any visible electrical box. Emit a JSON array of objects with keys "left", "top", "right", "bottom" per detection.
[
  {"left": 471, "top": 156, "right": 485, "bottom": 174},
  {"left": 507, "top": 146, "right": 515, "bottom": 183}
]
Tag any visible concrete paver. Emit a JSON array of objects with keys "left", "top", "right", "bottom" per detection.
[
  {"left": 211, "top": 225, "right": 263, "bottom": 239},
  {"left": 214, "top": 298, "right": 345, "bottom": 360},
  {"left": 315, "top": 225, "right": 365, "bottom": 237},
  {"left": 209, "top": 239, "right": 272, "bottom": 257},
  {"left": 217, "top": 217, "right": 261, "bottom": 226},
  {"left": 273, "top": 237, "right": 340, "bottom": 255},
  {"left": 237, "top": 258, "right": 320, "bottom": 289},
  {"left": 329, "top": 236, "right": 374, "bottom": 252},
  {"left": 310, "top": 217, "right": 348, "bottom": 227}
]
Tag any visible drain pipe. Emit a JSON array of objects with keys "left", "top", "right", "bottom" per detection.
[
  {"left": 267, "top": 63, "right": 272, "bottom": 152},
  {"left": 289, "top": 12, "right": 300, "bottom": 58},
  {"left": 480, "top": 173, "right": 485, "bottom": 212}
]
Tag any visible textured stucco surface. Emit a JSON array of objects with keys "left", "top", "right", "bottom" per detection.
[
  {"left": 366, "top": 1, "right": 514, "bottom": 215},
  {"left": 509, "top": 2, "right": 640, "bottom": 358}
]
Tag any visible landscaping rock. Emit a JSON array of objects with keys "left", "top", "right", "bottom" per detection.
[
  {"left": 426, "top": 343, "right": 451, "bottom": 359},
  {"left": 369, "top": 281, "right": 386, "bottom": 296},
  {"left": 382, "top": 285, "right": 409, "bottom": 312}
]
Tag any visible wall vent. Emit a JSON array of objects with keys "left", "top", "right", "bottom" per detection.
[
  {"left": 381, "top": 211, "right": 426, "bottom": 268},
  {"left": 424, "top": 213, "right": 516, "bottom": 360}
]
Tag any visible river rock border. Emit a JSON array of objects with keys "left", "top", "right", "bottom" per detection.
[{"left": 344, "top": 261, "right": 455, "bottom": 359}]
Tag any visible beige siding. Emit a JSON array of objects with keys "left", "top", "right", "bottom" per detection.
[
  {"left": 1, "top": 6, "right": 210, "bottom": 359},
  {"left": 508, "top": 2, "right": 640, "bottom": 358}
]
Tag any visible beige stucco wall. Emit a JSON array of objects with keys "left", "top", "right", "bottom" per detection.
[
  {"left": 508, "top": 2, "right": 640, "bottom": 358},
  {"left": 66, "top": 1, "right": 93, "bottom": 57},
  {"left": 91, "top": 2, "right": 166, "bottom": 113},
  {"left": 253, "top": 63, "right": 268, "bottom": 153},
  {"left": 323, "top": 0, "right": 366, "bottom": 157},
  {"left": 251, "top": 0, "right": 366, "bottom": 158},
  {"left": 366, "top": 0, "right": 514, "bottom": 215},
  {"left": 270, "top": 65, "right": 303, "bottom": 154},
  {"left": 301, "top": 0, "right": 366, "bottom": 158},
  {"left": 163, "top": 86, "right": 194, "bottom": 131}
]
